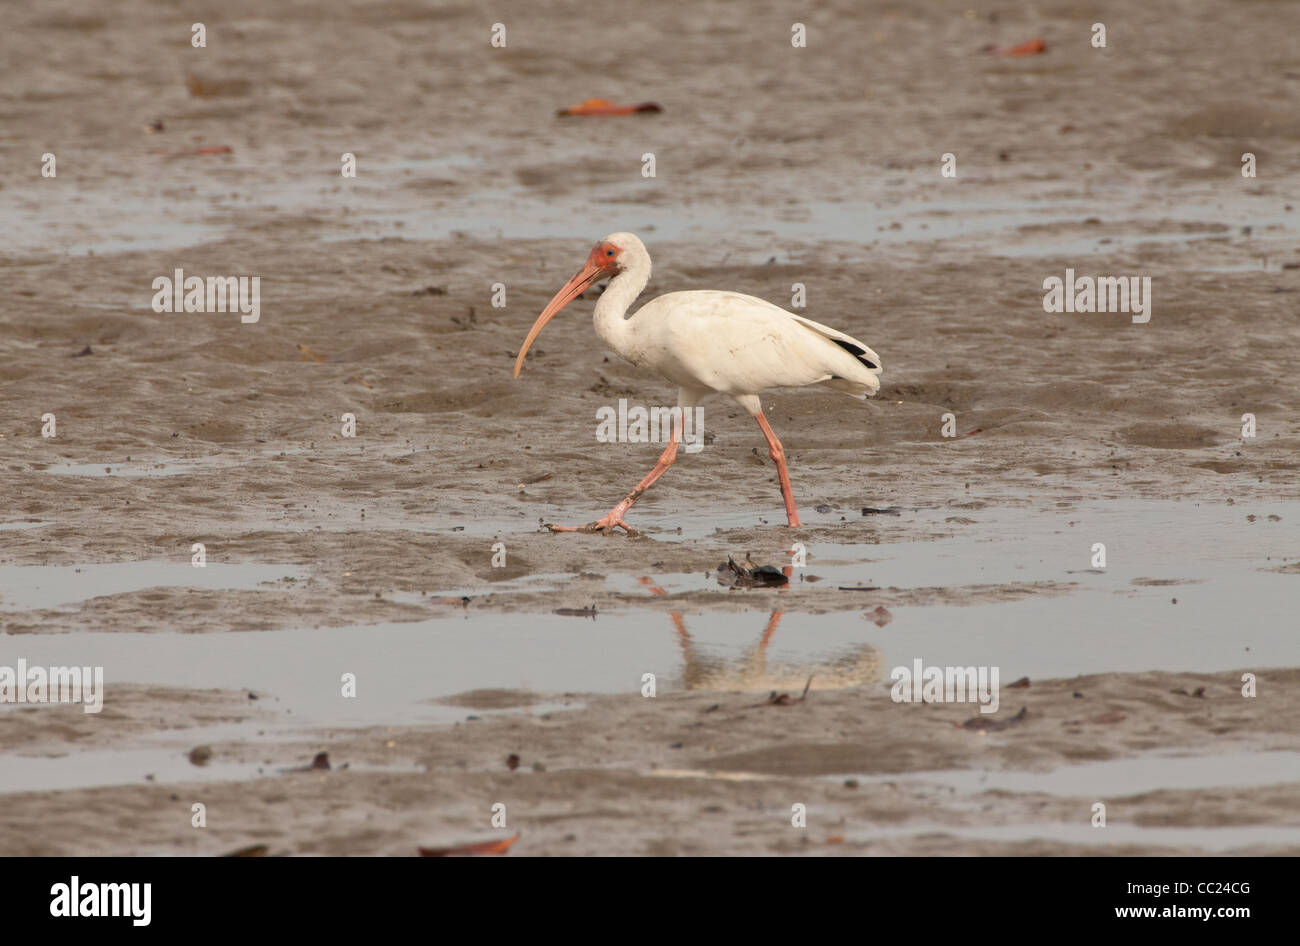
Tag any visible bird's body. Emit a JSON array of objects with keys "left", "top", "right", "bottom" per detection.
[
  {"left": 513, "top": 232, "right": 883, "bottom": 533},
  {"left": 607, "top": 289, "right": 881, "bottom": 409}
]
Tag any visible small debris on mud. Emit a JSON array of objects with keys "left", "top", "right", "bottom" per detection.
[{"left": 715, "top": 555, "right": 788, "bottom": 588}]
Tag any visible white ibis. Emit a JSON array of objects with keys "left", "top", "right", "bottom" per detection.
[{"left": 513, "top": 232, "right": 882, "bottom": 534}]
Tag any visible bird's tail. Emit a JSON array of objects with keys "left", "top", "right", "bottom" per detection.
[
  {"left": 822, "top": 375, "right": 880, "bottom": 400},
  {"left": 789, "top": 312, "right": 882, "bottom": 399}
]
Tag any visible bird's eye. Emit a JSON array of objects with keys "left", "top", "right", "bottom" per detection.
[{"left": 605, "top": 250, "right": 614, "bottom": 257}]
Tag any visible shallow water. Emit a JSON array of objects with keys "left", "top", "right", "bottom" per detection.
[
  {"left": 835, "top": 750, "right": 1300, "bottom": 797},
  {"left": 8, "top": 147, "right": 1295, "bottom": 263},
  {"left": 850, "top": 821, "right": 1300, "bottom": 852},
  {"left": 3, "top": 497, "right": 1294, "bottom": 800},
  {"left": 332, "top": 185, "right": 1297, "bottom": 260},
  {"left": 0, "top": 562, "right": 306, "bottom": 611},
  {"left": 5, "top": 498, "right": 1295, "bottom": 693}
]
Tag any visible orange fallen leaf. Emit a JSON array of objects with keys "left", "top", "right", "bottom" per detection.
[
  {"left": 222, "top": 844, "right": 269, "bottom": 857},
  {"left": 418, "top": 832, "right": 520, "bottom": 857},
  {"left": 185, "top": 74, "right": 251, "bottom": 97},
  {"left": 988, "top": 38, "right": 1046, "bottom": 57},
  {"left": 154, "top": 145, "right": 233, "bottom": 159},
  {"left": 298, "top": 344, "right": 329, "bottom": 363},
  {"left": 346, "top": 375, "right": 374, "bottom": 388},
  {"left": 558, "top": 98, "right": 663, "bottom": 117}
]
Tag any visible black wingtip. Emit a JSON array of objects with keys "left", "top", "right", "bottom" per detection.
[{"left": 831, "top": 338, "right": 879, "bottom": 370}]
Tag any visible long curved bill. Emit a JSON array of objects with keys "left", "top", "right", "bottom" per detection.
[{"left": 513, "top": 259, "right": 607, "bottom": 378}]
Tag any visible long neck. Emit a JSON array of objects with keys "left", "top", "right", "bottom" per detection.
[{"left": 593, "top": 252, "right": 650, "bottom": 354}]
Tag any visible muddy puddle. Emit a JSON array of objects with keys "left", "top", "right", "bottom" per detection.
[
  {"left": 845, "top": 822, "right": 1300, "bottom": 852},
  {"left": 0, "top": 562, "right": 306, "bottom": 611},
  {"left": 328, "top": 181, "right": 1298, "bottom": 261},
  {"left": 836, "top": 750, "right": 1300, "bottom": 798},
  {"left": 3, "top": 498, "right": 1294, "bottom": 799},
  {"left": 9, "top": 145, "right": 1295, "bottom": 265}
]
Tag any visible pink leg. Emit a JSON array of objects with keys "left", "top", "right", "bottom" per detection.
[
  {"left": 547, "top": 424, "right": 681, "bottom": 536},
  {"left": 754, "top": 412, "right": 802, "bottom": 527}
]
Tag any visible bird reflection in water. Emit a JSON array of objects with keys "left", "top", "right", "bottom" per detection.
[{"left": 637, "top": 576, "right": 882, "bottom": 692}]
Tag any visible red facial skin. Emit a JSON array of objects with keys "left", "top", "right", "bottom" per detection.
[{"left": 586, "top": 241, "right": 623, "bottom": 270}]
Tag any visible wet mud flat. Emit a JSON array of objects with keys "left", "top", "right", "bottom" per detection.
[
  {"left": 3, "top": 0, "right": 1300, "bottom": 854},
  {"left": 3, "top": 668, "right": 1300, "bottom": 856}
]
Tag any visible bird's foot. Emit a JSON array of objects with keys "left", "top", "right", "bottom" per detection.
[{"left": 545, "top": 514, "right": 642, "bottom": 537}]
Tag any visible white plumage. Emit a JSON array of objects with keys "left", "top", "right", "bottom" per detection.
[
  {"left": 622, "top": 289, "right": 881, "bottom": 408},
  {"left": 513, "top": 232, "right": 882, "bottom": 534}
]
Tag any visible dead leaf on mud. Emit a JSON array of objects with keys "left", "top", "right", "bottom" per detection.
[
  {"left": 185, "top": 74, "right": 251, "bottom": 97},
  {"left": 958, "top": 706, "right": 1028, "bottom": 731},
  {"left": 557, "top": 98, "right": 662, "bottom": 116},
  {"left": 985, "top": 38, "right": 1046, "bottom": 56},
  {"left": 153, "top": 144, "right": 233, "bottom": 159},
  {"left": 222, "top": 844, "right": 269, "bottom": 857},
  {"left": 418, "top": 832, "right": 521, "bottom": 857},
  {"left": 1171, "top": 687, "right": 1207, "bottom": 698}
]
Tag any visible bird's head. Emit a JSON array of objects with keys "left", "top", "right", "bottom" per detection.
[{"left": 513, "top": 233, "right": 647, "bottom": 378}]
